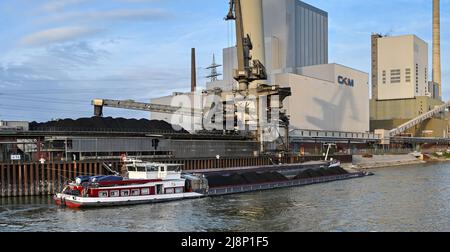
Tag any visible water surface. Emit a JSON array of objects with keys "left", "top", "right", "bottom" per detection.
[{"left": 1, "top": 162, "right": 450, "bottom": 232}]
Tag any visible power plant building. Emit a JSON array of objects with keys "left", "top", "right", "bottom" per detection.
[
  {"left": 263, "top": 0, "right": 328, "bottom": 71},
  {"left": 209, "top": 0, "right": 329, "bottom": 92},
  {"left": 372, "top": 35, "right": 429, "bottom": 100},
  {"left": 370, "top": 35, "right": 446, "bottom": 137},
  {"left": 151, "top": 0, "right": 370, "bottom": 134},
  {"left": 205, "top": 0, "right": 370, "bottom": 133},
  {"left": 278, "top": 64, "right": 369, "bottom": 133}
]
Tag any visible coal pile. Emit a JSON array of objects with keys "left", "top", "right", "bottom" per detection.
[
  {"left": 29, "top": 117, "right": 188, "bottom": 134},
  {"left": 207, "top": 171, "right": 288, "bottom": 188},
  {"left": 207, "top": 167, "right": 349, "bottom": 188},
  {"left": 294, "top": 167, "right": 348, "bottom": 180}
]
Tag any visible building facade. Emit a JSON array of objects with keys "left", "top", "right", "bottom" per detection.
[
  {"left": 278, "top": 64, "right": 370, "bottom": 133},
  {"left": 370, "top": 34, "right": 447, "bottom": 137},
  {"left": 160, "top": 0, "right": 370, "bottom": 134},
  {"left": 263, "top": 0, "right": 328, "bottom": 71},
  {"left": 207, "top": 0, "right": 329, "bottom": 92},
  {"left": 370, "top": 97, "right": 447, "bottom": 137},
  {"left": 0, "top": 121, "right": 29, "bottom": 131},
  {"left": 373, "top": 35, "right": 429, "bottom": 100}
]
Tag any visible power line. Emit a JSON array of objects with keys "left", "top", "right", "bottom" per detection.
[
  {"left": 0, "top": 107, "right": 88, "bottom": 114},
  {"left": 0, "top": 94, "right": 88, "bottom": 103},
  {"left": 0, "top": 89, "right": 136, "bottom": 95},
  {"left": 0, "top": 95, "right": 88, "bottom": 105}
]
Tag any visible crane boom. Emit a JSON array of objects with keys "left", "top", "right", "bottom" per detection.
[{"left": 92, "top": 99, "right": 203, "bottom": 117}]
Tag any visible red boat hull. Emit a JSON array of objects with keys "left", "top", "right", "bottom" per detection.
[{"left": 53, "top": 195, "right": 82, "bottom": 208}]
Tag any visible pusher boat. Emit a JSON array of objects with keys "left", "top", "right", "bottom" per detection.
[{"left": 53, "top": 160, "right": 205, "bottom": 208}]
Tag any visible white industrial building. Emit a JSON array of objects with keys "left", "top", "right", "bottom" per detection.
[
  {"left": 206, "top": 0, "right": 369, "bottom": 133},
  {"left": 152, "top": 0, "right": 370, "bottom": 134},
  {"left": 374, "top": 35, "right": 429, "bottom": 100},
  {"left": 277, "top": 64, "right": 369, "bottom": 133},
  {"left": 263, "top": 0, "right": 328, "bottom": 70},
  {"left": 0, "top": 121, "right": 29, "bottom": 131},
  {"left": 210, "top": 0, "right": 329, "bottom": 92}
]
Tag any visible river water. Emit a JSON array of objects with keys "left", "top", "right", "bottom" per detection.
[{"left": 2, "top": 162, "right": 450, "bottom": 232}]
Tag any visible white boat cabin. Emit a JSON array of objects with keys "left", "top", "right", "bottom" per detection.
[{"left": 126, "top": 161, "right": 183, "bottom": 180}]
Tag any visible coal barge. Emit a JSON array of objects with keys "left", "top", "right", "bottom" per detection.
[
  {"left": 185, "top": 160, "right": 372, "bottom": 197},
  {"left": 54, "top": 159, "right": 371, "bottom": 208}
]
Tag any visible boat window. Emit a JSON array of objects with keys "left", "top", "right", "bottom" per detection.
[
  {"left": 121, "top": 190, "right": 130, "bottom": 197},
  {"left": 67, "top": 189, "right": 80, "bottom": 196},
  {"left": 156, "top": 185, "right": 163, "bottom": 194},
  {"left": 167, "top": 165, "right": 181, "bottom": 172},
  {"left": 131, "top": 189, "right": 140, "bottom": 196},
  {"left": 175, "top": 187, "right": 183, "bottom": 194},
  {"left": 136, "top": 165, "right": 146, "bottom": 172},
  {"left": 160, "top": 166, "right": 165, "bottom": 172},
  {"left": 141, "top": 188, "right": 150, "bottom": 195},
  {"left": 165, "top": 188, "right": 175, "bottom": 194},
  {"left": 99, "top": 191, "right": 108, "bottom": 197},
  {"left": 146, "top": 165, "right": 158, "bottom": 172},
  {"left": 110, "top": 190, "right": 120, "bottom": 197},
  {"left": 127, "top": 165, "right": 137, "bottom": 172}
]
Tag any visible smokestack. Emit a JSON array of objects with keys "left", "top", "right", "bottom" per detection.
[
  {"left": 433, "top": 0, "right": 442, "bottom": 98},
  {"left": 191, "top": 48, "right": 196, "bottom": 92}
]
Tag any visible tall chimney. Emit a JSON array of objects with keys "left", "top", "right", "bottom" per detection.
[
  {"left": 433, "top": 0, "right": 442, "bottom": 98},
  {"left": 191, "top": 48, "right": 197, "bottom": 92}
]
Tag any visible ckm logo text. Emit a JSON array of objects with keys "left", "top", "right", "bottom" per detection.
[{"left": 337, "top": 76, "right": 354, "bottom": 87}]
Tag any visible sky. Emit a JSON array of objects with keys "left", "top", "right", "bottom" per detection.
[{"left": 0, "top": 0, "right": 449, "bottom": 122}]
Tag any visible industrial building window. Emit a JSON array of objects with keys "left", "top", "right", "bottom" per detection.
[
  {"left": 405, "top": 68, "right": 411, "bottom": 83},
  {"left": 382, "top": 70, "right": 386, "bottom": 84},
  {"left": 416, "top": 64, "right": 419, "bottom": 93},
  {"left": 390, "top": 69, "right": 401, "bottom": 83}
]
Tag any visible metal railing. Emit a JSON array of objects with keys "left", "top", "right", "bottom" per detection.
[
  {"left": 207, "top": 173, "right": 364, "bottom": 196},
  {"left": 290, "top": 129, "right": 381, "bottom": 141}
]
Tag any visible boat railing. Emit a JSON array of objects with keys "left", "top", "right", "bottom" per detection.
[{"left": 207, "top": 173, "right": 364, "bottom": 196}]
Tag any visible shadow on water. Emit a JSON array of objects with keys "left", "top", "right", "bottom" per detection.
[{"left": 1, "top": 196, "right": 53, "bottom": 206}]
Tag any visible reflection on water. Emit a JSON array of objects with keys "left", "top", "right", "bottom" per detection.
[{"left": 2, "top": 162, "right": 450, "bottom": 232}]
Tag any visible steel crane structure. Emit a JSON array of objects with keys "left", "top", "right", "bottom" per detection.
[
  {"left": 91, "top": 0, "right": 292, "bottom": 153},
  {"left": 225, "top": 0, "right": 291, "bottom": 152},
  {"left": 92, "top": 99, "right": 203, "bottom": 117}
]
